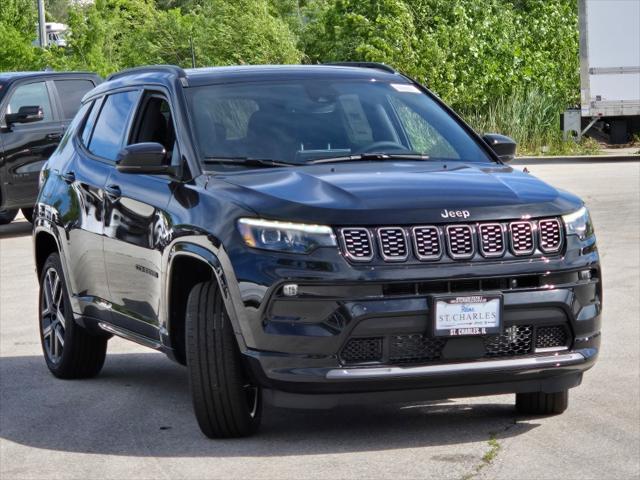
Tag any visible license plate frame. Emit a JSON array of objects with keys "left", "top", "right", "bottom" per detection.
[{"left": 431, "top": 294, "right": 503, "bottom": 337}]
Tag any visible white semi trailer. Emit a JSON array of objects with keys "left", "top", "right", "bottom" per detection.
[{"left": 564, "top": 0, "right": 640, "bottom": 144}]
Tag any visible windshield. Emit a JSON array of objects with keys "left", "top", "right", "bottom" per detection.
[{"left": 186, "top": 79, "right": 492, "bottom": 169}]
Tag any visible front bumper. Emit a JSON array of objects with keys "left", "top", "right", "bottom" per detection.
[
  {"left": 225, "top": 236, "right": 601, "bottom": 406},
  {"left": 261, "top": 347, "right": 597, "bottom": 409}
]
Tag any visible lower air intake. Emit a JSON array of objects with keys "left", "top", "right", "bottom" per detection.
[{"left": 340, "top": 337, "right": 383, "bottom": 363}]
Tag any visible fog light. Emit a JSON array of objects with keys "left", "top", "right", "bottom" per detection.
[{"left": 282, "top": 284, "right": 298, "bottom": 297}]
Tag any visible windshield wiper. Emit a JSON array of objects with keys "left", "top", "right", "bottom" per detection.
[
  {"left": 203, "top": 156, "right": 296, "bottom": 168},
  {"left": 309, "top": 152, "right": 430, "bottom": 164}
]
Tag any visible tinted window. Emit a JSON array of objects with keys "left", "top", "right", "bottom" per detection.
[
  {"left": 6, "top": 81, "right": 53, "bottom": 122},
  {"left": 186, "top": 80, "right": 492, "bottom": 168},
  {"left": 88, "top": 90, "right": 139, "bottom": 161},
  {"left": 54, "top": 79, "right": 95, "bottom": 119}
]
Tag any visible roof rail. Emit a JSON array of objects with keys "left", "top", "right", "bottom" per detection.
[
  {"left": 107, "top": 65, "right": 187, "bottom": 82},
  {"left": 323, "top": 62, "right": 397, "bottom": 74}
]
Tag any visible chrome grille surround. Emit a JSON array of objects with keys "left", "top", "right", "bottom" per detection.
[
  {"left": 377, "top": 227, "right": 409, "bottom": 261},
  {"left": 538, "top": 218, "right": 563, "bottom": 253},
  {"left": 445, "top": 224, "right": 475, "bottom": 260},
  {"left": 412, "top": 226, "right": 442, "bottom": 260},
  {"left": 340, "top": 228, "right": 373, "bottom": 261},
  {"left": 478, "top": 223, "right": 505, "bottom": 258},
  {"left": 509, "top": 221, "right": 536, "bottom": 256}
]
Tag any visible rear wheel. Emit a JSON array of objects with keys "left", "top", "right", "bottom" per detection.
[
  {"left": 186, "top": 281, "right": 262, "bottom": 438},
  {"left": 21, "top": 207, "right": 34, "bottom": 223},
  {"left": 516, "top": 390, "right": 568, "bottom": 415},
  {"left": 39, "top": 253, "right": 108, "bottom": 378},
  {"left": 0, "top": 209, "right": 18, "bottom": 225}
]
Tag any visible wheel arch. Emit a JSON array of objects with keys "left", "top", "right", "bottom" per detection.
[
  {"left": 34, "top": 229, "right": 60, "bottom": 279},
  {"left": 164, "top": 242, "right": 246, "bottom": 365}
]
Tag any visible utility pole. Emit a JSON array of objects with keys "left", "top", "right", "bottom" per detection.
[{"left": 37, "top": 0, "right": 47, "bottom": 48}]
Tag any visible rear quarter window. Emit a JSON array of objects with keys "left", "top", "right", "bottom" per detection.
[{"left": 54, "top": 79, "right": 96, "bottom": 120}]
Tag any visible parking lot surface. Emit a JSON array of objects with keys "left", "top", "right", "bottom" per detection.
[{"left": 1, "top": 160, "right": 639, "bottom": 480}]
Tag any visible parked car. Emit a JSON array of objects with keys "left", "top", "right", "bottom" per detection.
[
  {"left": 34, "top": 64, "right": 602, "bottom": 438},
  {"left": 0, "top": 71, "right": 100, "bottom": 224}
]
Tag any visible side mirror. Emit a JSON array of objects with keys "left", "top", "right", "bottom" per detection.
[
  {"left": 5, "top": 105, "right": 44, "bottom": 125},
  {"left": 482, "top": 133, "right": 516, "bottom": 163},
  {"left": 116, "top": 142, "right": 172, "bottom": 174}
]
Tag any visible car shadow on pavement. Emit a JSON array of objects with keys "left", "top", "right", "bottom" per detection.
[
  {"left": 0, "top": 352, "right": 538, "bottom": 457},
  {"left": 0, "top": 220, "right": 32, "bottom": 239}
]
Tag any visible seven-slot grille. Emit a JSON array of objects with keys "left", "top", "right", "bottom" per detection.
[
  {"left": 339, "top": 218, "right": 563, "bottom": 262},
  {"left": 446, "top": 225, "right": 474, "bottom": 259},
  {"left": 478, "top": 223, "right": 505, "bottom": 257},
  {"left": 538, "top": 219, "right": 563, "bottom": 253},
  {"left": 341, "top": 228, "right": 373, "bottom": 260},
  {"left": 509, "top": 221, "right": 535, "bottom": 255},
  {"left": 377, "top": 228, "right": 408, "bottom": 260}
]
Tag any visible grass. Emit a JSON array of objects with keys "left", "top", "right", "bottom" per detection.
[
  {"left": 460, "top": 89, "right": 602, "bottom": 156},
  {"left": 460, "top": 432, "right": 502, "bottom": 480}
]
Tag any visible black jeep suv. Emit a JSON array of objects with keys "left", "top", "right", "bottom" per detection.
[
  {"left": 0, "top": 71, "right": 101, "bottom": 224},
  {"left": 34, "top": 64, "right": 601, "bottom": 438}
]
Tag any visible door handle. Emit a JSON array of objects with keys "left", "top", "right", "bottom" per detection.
[
  {"left": 62, "top": 171, "right": 75, "bottom": 184},
  {"left": 105, "top": 184, "right": 121, "bottom": 200},
  {"left": 46, "top": 133, "right": 63, "bottom": 141}
]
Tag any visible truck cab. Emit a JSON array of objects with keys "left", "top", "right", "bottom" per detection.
[{"left": 0, "top": 71, "right": 101, "bottom": 224}]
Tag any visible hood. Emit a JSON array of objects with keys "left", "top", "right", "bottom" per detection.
[{"left": 213, "top": 161, "right": 582, "bottom": 225}]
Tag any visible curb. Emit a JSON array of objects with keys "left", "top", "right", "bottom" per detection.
[{"left": 513, "top": 155, "right": 640, "bottom": 165}]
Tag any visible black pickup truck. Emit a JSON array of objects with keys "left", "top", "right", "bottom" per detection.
[{"left": 0, "top": 71, "right": 100, "bottom": 224}]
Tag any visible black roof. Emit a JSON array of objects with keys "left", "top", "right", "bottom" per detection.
[{"left": 88, "top": 64, "right": 409, "bottom": 100}]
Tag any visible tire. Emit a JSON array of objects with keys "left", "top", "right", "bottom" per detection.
[
  {"left": 186, "top": 281, "right": 262, "bottom": 438},
  {"left": 39, "top": 253, "right": 108, "bottom": 379},
  {"left": 21, "top": 207, "right": 34, "bottom": 223},
  {"left": 516, "top": 390, "right": 568, "bottom": 415},
  {"left": 0, "top": 209, "right": 18, "bottom": 225}
]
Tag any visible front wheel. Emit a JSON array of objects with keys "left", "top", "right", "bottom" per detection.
[
  {"left": 39, "top": 253, "right": 108, "bottom": 378},
  {"left": 516, "top": 390, "right": 568, "bottom": 415},
  {"left": 186, "top": 281, "right": 262, "bottom": 438},
  {"left": 0, "top": 209, "right": 18, "bottom": 225}
]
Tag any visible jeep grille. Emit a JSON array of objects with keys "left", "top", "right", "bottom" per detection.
[{"left": 338, "top": 218, "right": 563, "bottom": 263}]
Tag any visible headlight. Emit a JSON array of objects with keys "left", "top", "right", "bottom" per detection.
[
  {"left": 237, "top": 218, "right": 336, "bottom": 254},
  {"left": 38, "top": 166, "right": 48, "bottom": 190},
  {"left": 562, "top": 206, "right": 594, "bottom": 240}
]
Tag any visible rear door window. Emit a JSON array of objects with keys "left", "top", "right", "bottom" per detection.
[
  {"left": 88, "top": 90, "right": 140, "bottom": 161},
  {"left": 54, "top": 79, "right": 96, "bottom": 119}
]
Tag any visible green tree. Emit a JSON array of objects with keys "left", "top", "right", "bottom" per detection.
[
  {"left": 0, "top": 0, "right": 42, "bottom": 71},
  {"left": 302, "top": 0, "right": 418, "bottom": 74}
]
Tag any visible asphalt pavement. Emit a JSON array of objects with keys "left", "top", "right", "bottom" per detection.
[{"left": 1, "top": 160, "right": 638, "bottom": 480}]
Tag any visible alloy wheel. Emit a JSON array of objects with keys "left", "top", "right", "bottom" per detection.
[{"left": 41, "top": 267, "right": 66, "bottom": 363}]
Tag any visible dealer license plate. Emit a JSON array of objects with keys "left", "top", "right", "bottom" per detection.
[{"left": 433, "top": 295, "right": 502, "bottom": 337}]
